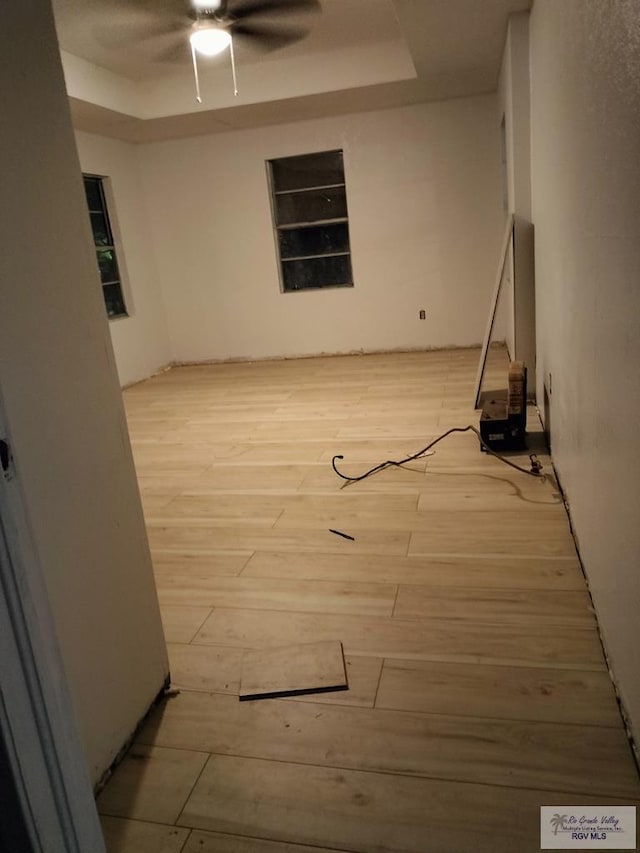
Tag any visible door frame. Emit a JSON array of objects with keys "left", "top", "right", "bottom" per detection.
[{"left": 0, "top": 398, "right": 105, "bottom": 853}]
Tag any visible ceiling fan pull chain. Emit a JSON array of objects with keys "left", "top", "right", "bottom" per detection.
[
  {"left": 229, "top": 36, "right": 238, "bottom": 97},
  {"left": 191, "top": 43, "right": 202, "bottom": 104}
]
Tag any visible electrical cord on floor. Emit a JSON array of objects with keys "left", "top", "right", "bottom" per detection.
[{"left": 331, "top": 425, "right": 545, "bottom": 483}]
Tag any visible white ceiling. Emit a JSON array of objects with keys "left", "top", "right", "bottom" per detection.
[{"left": 51, "top": 0, "right": 532, "bottom": 142}]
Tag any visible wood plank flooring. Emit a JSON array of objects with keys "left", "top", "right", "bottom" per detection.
[{"left": 100, "top": 347, "right": 640, "bottom": 853}]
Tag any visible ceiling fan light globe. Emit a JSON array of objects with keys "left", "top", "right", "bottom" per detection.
[{"left": 190, "top": 28, "right": 231, "bottom": 57}]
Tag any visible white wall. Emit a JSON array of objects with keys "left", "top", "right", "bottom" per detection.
[
  {"left": 75, "top": 132, "right": 172, "bottom": 386},
  {"left": 530, "top": 0, "right": 640, "bottom": 741},
  {"left": 0, "top": 0, "right": 169, "bottom": 783},
  {"left": 138, "top": 95, "right": 504, "bottom": 362}
]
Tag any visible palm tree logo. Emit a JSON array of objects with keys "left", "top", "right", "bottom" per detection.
[{"left": 550, "top": 814, "right": 568, "bottom": 835}]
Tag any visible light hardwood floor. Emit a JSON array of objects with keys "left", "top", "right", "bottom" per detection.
[{"left": 99, "top": 347, "right": 640, "bottom": 853}]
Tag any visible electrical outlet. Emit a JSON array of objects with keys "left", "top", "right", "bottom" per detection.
[{"left": 419, "top": 309, "right": 426, "bottom": 320}]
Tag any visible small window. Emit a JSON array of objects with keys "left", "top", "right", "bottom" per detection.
[
  {"left": 82, "top": 175, "right": 128, "bottom": 318},
  {"left": 268, "top": 150, "right": 353, "bottom": 292}
]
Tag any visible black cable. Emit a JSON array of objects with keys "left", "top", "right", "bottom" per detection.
[{"left": 331, "top": 424, "right": 545, "bottom": 483}]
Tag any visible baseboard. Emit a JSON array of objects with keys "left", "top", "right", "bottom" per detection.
[{"left": 171, "top": 341, "right": 507, "bottom": 369}]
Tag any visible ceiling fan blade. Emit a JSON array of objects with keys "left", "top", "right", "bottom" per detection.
[
  {"left": 232, "top": 21, "right": 309, "bottom": 50},
  {"left": 96, "top": 18, "right": 187, "bottom": 50},
  {"left": 229, "top": 0, "right": 320, "bottom": 19}
]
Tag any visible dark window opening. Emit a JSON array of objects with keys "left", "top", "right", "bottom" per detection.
[
  {"left": 268, "top": 150, "right": 353, "bottom": 292},
  {"left": 83, "top": 175, "right": 127, "bottom": 318}
]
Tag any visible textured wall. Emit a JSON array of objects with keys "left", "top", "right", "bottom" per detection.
[
  {"left": 530, "top": 0, "right": 640, "bottom": 740},
  {"left": 0, "top": 0, "right": 168, "bottom": 783}
]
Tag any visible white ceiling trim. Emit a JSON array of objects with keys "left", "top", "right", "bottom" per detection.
[
  {"left": 54, "top": 0, "right": 533, "bottom": 142},
  {"left": 61, "top": 38, "right": 416, "bottom": 121}
]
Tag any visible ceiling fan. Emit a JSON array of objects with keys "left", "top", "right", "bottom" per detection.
[{"left": 100, "top": 0, "right": 321, "bottom": 102}]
